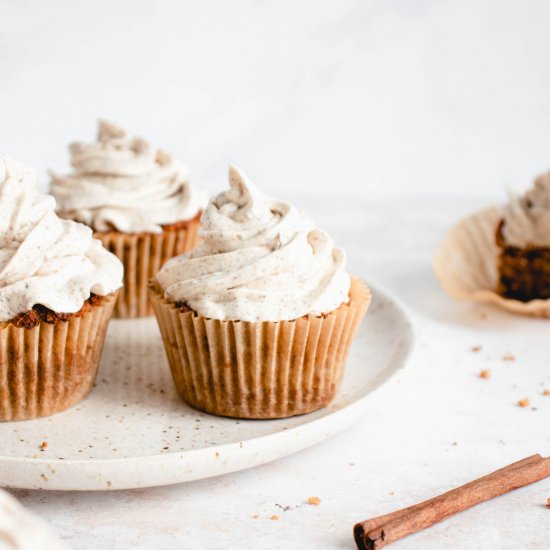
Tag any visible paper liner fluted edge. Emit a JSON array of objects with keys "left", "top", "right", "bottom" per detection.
[
  {"left": 0, "top": 292, "right": 117, "bottom": 421},
  {"left": 149, "top": 277, "right": 372, "bottom": 419},
  {"left": 434, "top": 206, "right": 550, "bottom": 318},
  {"left": 95, "top": 219, "right": 201, "bottom": 318}
]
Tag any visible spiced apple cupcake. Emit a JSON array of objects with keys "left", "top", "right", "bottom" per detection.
[
  {"left": 50, "top": 120, "right": 208, "bottom": 318},
  {"left": 149, "top": 166, "right": 371, "bottom": 419},
  {"left": 435, "top": 170, "right": 550, "bottom": 316},
  {"left": 0, "top": 157, "right": 122, "bottom": 421}
]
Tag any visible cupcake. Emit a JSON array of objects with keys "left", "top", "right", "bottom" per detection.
[
  {"left": 50, "top": 120, "right": 208, "bottom": 318},
  {"left": 0, "top": 157, "right": 122, "bottom": 421},
  {"left": 149, "top": 166, "right": 371, "bottom": 419},
  {"left": 496, "top": 172, "right": 550, "bottom": 301},
  {"left": 0, "top": 489, "right": 68, "bottom": 549}
]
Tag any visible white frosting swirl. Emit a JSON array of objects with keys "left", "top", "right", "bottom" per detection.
[
  {"left": 0, "top": 157, "right": 123, "bottom": 322},
  {"left": 502, "top": 171, "right": 550, "bottom": 247},
  {"left": 0, "top": 489, "right": 68, "bottom": 550},
  {"left": 50, "top": 120, "right": 208, "bottom": 234},
  {"left": 157, "top": 166, "right": 350, "bottom": 321}
]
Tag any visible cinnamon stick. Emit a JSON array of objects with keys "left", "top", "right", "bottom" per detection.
[{"left": 354, "top": 454, "right": 550, "bottom": 550}]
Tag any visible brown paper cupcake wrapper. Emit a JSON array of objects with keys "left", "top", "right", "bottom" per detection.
[
  {"left": 434, "top": 206, "right": 550, "bottom": 317},
  {"left": 0, "top": 293, "right": 117, "bottom": 421},
  {"left": 95, "top": 218, "right": 200, "bottom": 318},
  {"left": 149, "top": 277, "right": 371, "bottom": 419}
]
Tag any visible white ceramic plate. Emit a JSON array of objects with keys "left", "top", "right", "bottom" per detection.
[{"left": 0, "top": 285, "right": 414, "bottom": 491}]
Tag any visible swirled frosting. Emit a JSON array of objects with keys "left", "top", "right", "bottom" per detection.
[
  {"left": 502, "top": 171, "right": 550, "bottom": 248},
  {"left": 156, "top": 166, "right": 351, "bottom": 321},
  {"left": 50, "top": 120, "right": 208, "bottom": 234},
  {"left": 0, "top": 489, "right": 68, "bottom": 550},
  {"left": 0, "top": 157, "right": 123, "bottom": 322}
]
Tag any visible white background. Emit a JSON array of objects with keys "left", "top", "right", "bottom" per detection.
[
  {"left": 2, "top": 2, "right": 550, "bottom": 550},
  {"left": 2, "top": 0, "right": 550, "bottom": 199}
]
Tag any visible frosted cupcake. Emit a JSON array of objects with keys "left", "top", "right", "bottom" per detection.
[
  {"left": 149, "top": 166, "right": 371, "bottom": 419},
  {"left": 50, "top": 120, "right": 208, "bottom": 318},
  {"left": 0, "top": 489, "right": 68, "bottom": 549},
  {"left": 0, "top": 157, "right": 122, "bottom": 421},
  {"left": 496, "top": 172, "right": 550, "bottom": 301}
]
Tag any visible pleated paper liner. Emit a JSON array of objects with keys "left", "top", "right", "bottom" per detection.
[
  {"left": 434, "top": 206, "right": 550, "bottom": 317},
  {"left": 149, "top": 277, "right": 371, "bottom": 419},
  {"left": 95, "top": 217, "right": 200, "bottom": 319},
  {"left": 0, "top": 292, "right": 117, "bottom": 421}
]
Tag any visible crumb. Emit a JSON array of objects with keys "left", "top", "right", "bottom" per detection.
[
  {"left": 388, "top": 491, "right": 395, "bottom": 496},
  {"left": 479, "top": 369, "right": 491, "bottom": 379},
  {"left": 543, "top": 389, "right": 550, "bottom": 396},
  {"left": 452, "top": 441, "right": 458, "bottom": 446},
  {"left": 39, "top": 441, "right": 48, "bottom": 451},
  {"left": 307, "top": 497, "right": 321, "bottom": 506},
  {"left": 517, "top": 398, "right": 530, "bottom": 408},
  {"left": 251, "top": 514, "right": 259, "bottom": 519},
  {"left": 270, "top": 515, "right": 279, "bottom": 521},
  {"left": 547, "top": 498, "right": 550, "bottom": 509},
  {"left": 502, "top": 354, "right": 516, "bottom": 362},
  {"left": 349, "top": 462, "right": 355, "bottom": 467},
  {"left": 471, "top": 346, "right": 482, "bottom": 353},
  {"left": 532, "top": 407, "right": 538, "bottom": 411}
]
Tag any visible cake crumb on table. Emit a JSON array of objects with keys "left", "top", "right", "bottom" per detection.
[
  {"left": 270, "top": 515, "right": 279, "bottom": 521},
  {"left": 502, "top": 354, "right": 516, "bottom": 362},
  {"left": 543, "top": 389, "right": 550, "bottom": 396},
  {"left": 471, "top": 345, "right": 482, "bottom": 353},
  {"left": 546, "top": 498, "right": 550, "bottom": 509},
  {"left": 479, "top": 369, "right": 490, "bottom": 379},
  {"left": 39, "top": 441, "right": 48, "bottom": 451},
  {"left": 517, "top": 398, "right": 530, "bottom": 408},
  {"left": 307, "top": 496, "right": 321, "bottom": 506}
]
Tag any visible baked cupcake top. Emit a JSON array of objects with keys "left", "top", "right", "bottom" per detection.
[
  {"left": 156, "top": 166, "right": 350, "bottom": 322},
  {"left": 0, "top": 157, "right": 123, "bottom": 322},
  {"left": 0, "top": 489, "right": 68, "bottom": 550},
  {"left": 50, "top": 120, "right": 208, "bottom": 234},
  {"left": 501, "top": 171, "right": 550, "bottom": 248}
]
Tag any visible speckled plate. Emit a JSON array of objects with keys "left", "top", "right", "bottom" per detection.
[{"left": 0, "top": 285, "right": 414, "bottom": 491}]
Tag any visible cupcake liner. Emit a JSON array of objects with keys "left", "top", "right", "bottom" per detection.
[
  {"left": 95, "top": 218, "right": 200, "bottom": 318},
  {"left": 434, "top": 207, "right": 550, "bottom": 317},
  {"left": 149, "top": 277, "right": 371, "bottom": 419},
  {"left": 0, "top": 293, "right": 117, "bottom": 421}
]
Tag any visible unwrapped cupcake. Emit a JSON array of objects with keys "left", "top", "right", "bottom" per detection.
[
  {"left": 149, "top": 166, "right": 371, "bottom": 419},
  {"left": 50, "top": 120, "right": 208, "bottom": 318},
  {"left": 0, "top": 157, "right": 122, "bottom": 421},
  {"left": 496, "top": 172, "right": 550, "bottom": 301},
  {"left": 435, "top": 168, "right": 550, "bottom": 316}
]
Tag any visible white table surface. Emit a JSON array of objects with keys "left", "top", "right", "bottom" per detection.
[{"left": 7, "top": 195, "right": 550, "bottom": 550}]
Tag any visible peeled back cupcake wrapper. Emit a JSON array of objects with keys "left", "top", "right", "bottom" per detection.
[
  {"left": 434, "top": 207, "right": 550, "bottom": 317},
  {"left": 149, "top": 277, "right": 371, "bottom": 419},
  {"left": 96, "top": 220, "right": 201, "bottom": 318},
  {"left": 0, "top": 292, "right": 117, "bottom": 421}
]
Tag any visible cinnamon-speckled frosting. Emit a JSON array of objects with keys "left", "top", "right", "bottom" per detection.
[
  {"left": 50, "top": 120, "right": 208, "bottom": 234},
  {"left": 0, "top": 157, "right": 122, "bottom": 322},
  {"left": 156, "top": 166, "right": 350, "bottom": 322},
  {"left": 502, "top": 171, "right": 550, "bottom": 248},
  {"left": 0, "top": 489, "right": 68, "bottom": 550}
]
